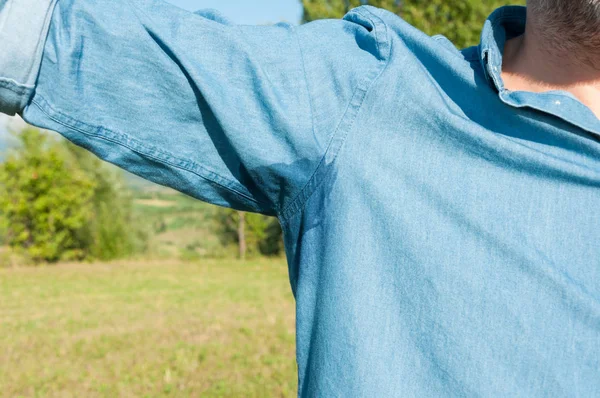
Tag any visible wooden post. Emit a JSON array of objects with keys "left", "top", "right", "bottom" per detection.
[{"left": 238, "top": 211, "right": 246, "bottom": 260}]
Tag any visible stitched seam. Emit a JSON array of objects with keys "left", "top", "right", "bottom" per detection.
[
  {"left": 277, "top": 104, "right": 350, "bottom": 221},
  {"left": 278, "top": 89, "right": 355, "bottom": 222},
  {"left": 0, "top": 78, "right": 34, "bottom": 93},
  {"left": 499, "top": 92, "right": 600, "bottom": 135},
  {"left": 31, "top": 95, "right": 266, "bottom": 208},
  {"left": 483, "top": 13, "right": 527, "bottom": 92},
  {"left": 280, "top": 59, "right": 392, "bottom": 224},
  {"left": 356, "top": 7, "right": 380, "bottom": 55},
  {"left": 275, "top": 8, "right": 367, "bottom": 221},
  {"left": 291, "top": 24, "right": 318, "bottom": 215},
  {"left": 483, "top": 14, "right": 513, "bottom": 58},
  {"left": 278, "top": 7, "right": 391, "bottom": 223},
  {"left": 276, "top": 6, "right": 382, "bottom": 222},
  {"left": 28, "top": 0, "right": 58, "bottom": 86}
]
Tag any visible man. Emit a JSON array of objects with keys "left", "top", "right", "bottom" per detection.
[{"left": 1, "top": 0, "right": 598, "bottom": 395}]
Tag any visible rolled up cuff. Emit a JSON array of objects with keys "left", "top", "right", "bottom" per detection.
[{"left": 0, "top": 0, "right": 58, "bottom": 115}]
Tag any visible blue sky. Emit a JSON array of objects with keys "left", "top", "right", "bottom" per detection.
[{"left": 0, "top": 0, "right": 303, "bottom": 138}]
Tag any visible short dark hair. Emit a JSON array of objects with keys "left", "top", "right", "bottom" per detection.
[{"left": 527, "top": 0, "right": 600, "bottom": 61}]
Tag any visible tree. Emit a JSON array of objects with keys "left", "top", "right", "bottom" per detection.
[
  {"left": 0, "top": 127, "right": 146, "bottom": 263},
  {"left": 61, "top": 141, "right": 147, "bottom": 260},
  {"left": 302, "top": 0, "right": 404, "bottom": 23},
  {"left": 238, "top": 211, "right": 247, "bottom": 259},
  {"left": 0, "top": 128, "right": 95, "bottom": 262},
  {"left": 215, "top": 209, "right": 284, "bottom": 258},
  {"left": 301, "top": 0, "right": 525, "bottom": 49}
]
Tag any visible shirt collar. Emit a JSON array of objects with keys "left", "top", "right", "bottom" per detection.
[{"left": 478, "top": 6, "right": 600, "bottom": 135}]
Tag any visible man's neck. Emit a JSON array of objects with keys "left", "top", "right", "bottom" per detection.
[{"left": 501, "top": 20, "right": 600, "bottom": 118}]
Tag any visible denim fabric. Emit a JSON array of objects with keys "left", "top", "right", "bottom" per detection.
[
  {"left": 1, "top": 1, "right": 599, "bottom": 396},
  {"left": 0, "top": 0, "right": 57, "bottom": 115}
]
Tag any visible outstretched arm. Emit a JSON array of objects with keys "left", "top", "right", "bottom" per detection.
[{"left": 0, "top": 0, "right": 385, "bottom": 217}]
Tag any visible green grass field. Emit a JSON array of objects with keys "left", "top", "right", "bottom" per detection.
[{"left": 0, "top": 259, "right": 297, "bottom": 397}]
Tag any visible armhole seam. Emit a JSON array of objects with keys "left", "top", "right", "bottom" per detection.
[
  {"left": 278, "top": 6, "right": 392, "bottom": 224},
  {"left": 286, "top": 23, "right": 317, "bottom": 215}
]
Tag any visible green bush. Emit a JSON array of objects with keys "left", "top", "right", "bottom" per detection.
[
  {"left": 0, "top": 127, "right": 146, "bottom": 263},
  {"left": 61, "top": 140, "right": 148, "bottom": 260},
  {"left": 302, "top": 0, "right": 525, "bottom": 49}
]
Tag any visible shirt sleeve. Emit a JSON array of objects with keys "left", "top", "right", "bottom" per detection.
[{"left": 0, "top": 0, "right": 389, "bottom": 216}]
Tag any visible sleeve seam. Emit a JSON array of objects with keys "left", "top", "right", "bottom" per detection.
[
  {"left": 30, "top": 95, "right": 268, "bottom": 211},
  {"left": 287, "top": 24, "right": 318, "bottom": 211},
  {"left": 29, "top": 0, "right": 59, "bottom": 87},
  {"left": 278, "top": 7, "right": 391, "bottom": 223}
]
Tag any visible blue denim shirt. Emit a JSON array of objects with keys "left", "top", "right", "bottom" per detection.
[{"left": 1, "top": 1, "right": 599, "bottom": 396}]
